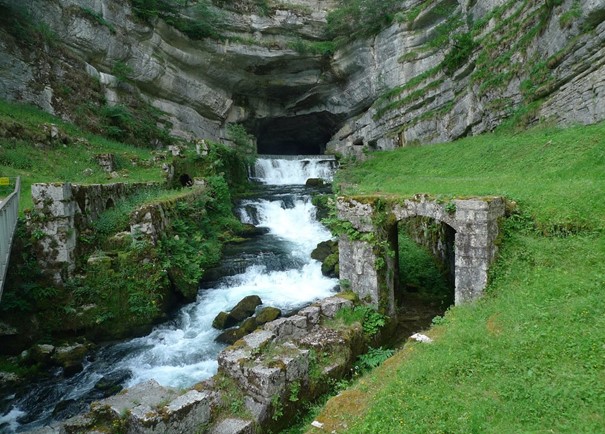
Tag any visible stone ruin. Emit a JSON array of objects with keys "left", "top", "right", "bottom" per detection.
[{"left": 337, "top": 195, "right": 506, "bottom": 312}]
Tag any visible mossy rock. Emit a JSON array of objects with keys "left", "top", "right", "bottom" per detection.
[
  {"left": 103, "top": 232, "right": 133, "bottom": 251},
  {"left": 256, "top": 307, "right": 281, "bottom": 325},
  {"left": 321, "top": 252, "right": 339, "bottom": 278},
  {"left": 230, "top": 295, "right": 262, "bottom": 322},
  {"left": 212, "top": 311, "right": 238, "bottom": 330},
  {"left": 311, "top": 240, "right": 336, "bottom": 262},
  {"left": 305, "top": 178, "right": 326, "bottom": 187},
  {"left": 215, "top": 327, "right": 248, "bottom": 345},
  {"left": 238, "top": 223, "right": 270, "bottom": 238},
  {"left": 240, "top": 317, "right": 258, "bottom": 333}
]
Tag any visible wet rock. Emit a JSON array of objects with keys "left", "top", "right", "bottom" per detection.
[
  {"left": 238, "top": 223, "right": 270, "bottom": 238},
  {"left": 255, "top": 307, "right": 281, "bottom": 325},
  {"left": 29, "top": 344, "right": 55, "bottom": 364},
  {"left": 94, "top": 370, "right": 131, "bottom": 397},
  {"left": 52, "top": 343, "right": 89, "bottom": 375},
  {"left": 305, "top": 178, "right": 326, "bottom": 187},
  {"left": 216, "top": 318, "right": 259, "bottom": 345},
  {"left": 52, "top": 398, "right": 80, "bottom": 419},
  {"left": 212, "top": 311, "right": 238, "bottom": 330},
  {"left": 311, "top": 240, "right": 335, "bottom": 262},
  {"left": 216, "top": 328, "right": 247, "bottom": 345},
  {"left": 230, "top": 295, "right": 262, "bottom": 322}
]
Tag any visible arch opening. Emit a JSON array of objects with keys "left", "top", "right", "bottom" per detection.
[
  {"left": 105, "top": 198, "right": 115, "bottom": 210},
  {"left": 394, "top": 216, "right": 456, "bottom": 313}
]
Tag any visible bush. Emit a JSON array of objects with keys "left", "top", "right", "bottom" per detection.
[
  {"left": 327, "top": 0, "right": 401, "bottom": 42},
  {"left": 442, "top": 32, "right": 475, "bottom": 75}
]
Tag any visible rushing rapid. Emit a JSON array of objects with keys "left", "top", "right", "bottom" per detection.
[{"left": 0, "top": 155, "right": 338, "bottom": 433}]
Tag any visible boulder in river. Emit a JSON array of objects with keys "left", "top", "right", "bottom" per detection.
[
  {"left": 229, "top": 295, "right": 262, "bottom": 322},
  {"left": 212, "top": 311, "right": 238, "bottom": 330}
]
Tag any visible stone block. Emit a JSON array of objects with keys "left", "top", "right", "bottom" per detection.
[
  {"left": 209, "top": 418, "right": 255, "bottom": 434},
  {"left": 298, "top": 305, "right": 321, "bottom": 327},
  {"left": 246, "top": 364, "right": 286, "bottom": 399},
  {"left": 263, "top": 315, "right": 308, "bottom": 341},
  {"left": 243, "top": 330, "right": 275, "bottom": 351},
  {"left": 319, "top": 296, "right": 354, "bottom": 318}
]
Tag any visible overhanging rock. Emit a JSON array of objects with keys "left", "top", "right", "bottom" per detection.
[{"left": 337, "top": 195, "right": 506, "bottom": 312}]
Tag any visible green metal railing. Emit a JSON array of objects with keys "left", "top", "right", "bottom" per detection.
[{"left": 0, "top": 176, "right": 20, "bottom": 301}]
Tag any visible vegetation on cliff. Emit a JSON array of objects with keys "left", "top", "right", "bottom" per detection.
[{"left": 302, "top": 121, "right": 605, "bottom": 433}]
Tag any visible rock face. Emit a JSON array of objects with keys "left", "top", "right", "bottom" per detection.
[{"left": 0, "top": 0, "right": 603, "bottom": 156}]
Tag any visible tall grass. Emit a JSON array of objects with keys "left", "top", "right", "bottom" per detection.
[{"left": 310, "top": 121, "right": 605, "bottom": 433}]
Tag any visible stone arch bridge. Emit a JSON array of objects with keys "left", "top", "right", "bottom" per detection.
[{"left": 337, "top": 195, "right": 506, "bottom": 315}]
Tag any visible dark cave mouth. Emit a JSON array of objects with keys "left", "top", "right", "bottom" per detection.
[{"left": 249, "top": 112, "right": 344, "bottom": 156}]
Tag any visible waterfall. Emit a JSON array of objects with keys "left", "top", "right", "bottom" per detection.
[
  {"left": 2, "top": 156, "right": 338, "bottom": 433},
  {"left": 250, "top": 155, "right": 338, "bottom": 185}
]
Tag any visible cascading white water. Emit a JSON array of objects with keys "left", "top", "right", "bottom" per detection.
[
  {"left": 251, "top": 155, "right": 338, "bottom": 185},
  {"left": 2, "top": 155, "right": 338, "bottom": 433}
]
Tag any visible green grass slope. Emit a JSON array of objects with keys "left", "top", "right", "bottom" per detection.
[
  {"left": 309, "top": 122, "right": 605, "bottom": 433},
  {"left": 0, "top": 100, "right": 165, "bottom": 210}
]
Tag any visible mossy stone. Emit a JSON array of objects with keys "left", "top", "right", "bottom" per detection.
[
  {"left": 256, "top": 307, "right": 281, "bottom": 325},
  {"left": 230, "top": 295, "right": 262, "bottom": 322},
  {"left": 212, "top": 311, "right": 237, "bottom": 330}
]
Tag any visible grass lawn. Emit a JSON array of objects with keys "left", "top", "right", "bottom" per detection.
[
  {"left": 303, "top": 122, "right": 605, "bottom": 433},
  {"left": 0, "top": 100, "right": 166, "bottom": 211}
]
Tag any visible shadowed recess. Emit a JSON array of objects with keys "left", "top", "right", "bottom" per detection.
[{"left": 251, "top": 112, "right": 344, "bottom": 155}]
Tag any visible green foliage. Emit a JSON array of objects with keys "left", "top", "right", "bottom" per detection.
[
  {"left": 397, "top": 230, "right": 451, "bottom": 301},
  {"left": 78, "top": 7, "right": 116, "bottom": 33},
  {"left": 99, "top": 102, "right": 173, "bottom": 148},
  {"left": 0, "top": 3, "right": 57, "bottom": 47},
  {"left": 288, "top": 39, "right": 336, "bottom": 56},
  {"left": 130, "top": 0, "right": 223, "bottom": 40},
  {"left": 559, "top": 0, "right": 582, "bottom": 28},
  {"left": 111, "top": 61, "right": 133, "bottom": 82},
  {"left": 355, "top": 347, "right": 394, "bottom": 372},
  {"left": 442, "top": 32, "right": 475, "bottom": 75},
  {"left": 226, "top": 123, "right": 256, "bottom": 163},
  {"left": 271, "top": 394, "right": 284, "bottom": 421},
  {"left": 334, "top": 305, "right": 387, "bottom": 337},
  {"left": 327, "top": 0, "right": 401, "bottom": 42},
  {"left": 289, "top": 380, "right": 301, "bottom": 402}
]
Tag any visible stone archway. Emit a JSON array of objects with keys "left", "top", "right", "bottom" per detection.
[{"left": 337, "top": 195, "right": 505, "bottom": 315}]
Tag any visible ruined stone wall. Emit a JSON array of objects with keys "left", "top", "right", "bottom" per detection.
[
  {"left": 46, "top": 295, "right": 371, "bottom": 434},
  {"left": 337, "top": 195, "right": 506, "bottom": 310},
  {"left": 28, "top": 181, "right": 160, "bottom": 284}
]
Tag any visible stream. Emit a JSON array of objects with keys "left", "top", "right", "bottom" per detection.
[{"left": 0, "top": 155, "right": 339, "bottom": 433}]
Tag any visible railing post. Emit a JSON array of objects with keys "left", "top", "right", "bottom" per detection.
[{"left": 0, "top": 176, "right": 20, "bottom": 302}]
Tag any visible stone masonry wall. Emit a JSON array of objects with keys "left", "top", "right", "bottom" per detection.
[
  {"left": 28, "top": 182, "right": 160, "bottom": 284},
  {"left": 43, "top": 295, "right": 368, "bottom": 434},
  {"left": 337, "top": 195, "right": 506, "bottom": 310}
]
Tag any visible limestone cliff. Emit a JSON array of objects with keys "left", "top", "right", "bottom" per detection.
[{"left": 0, "top": 0, "right": 603, "bottom": 156}]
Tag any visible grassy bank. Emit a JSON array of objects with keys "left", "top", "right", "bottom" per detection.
[
  {"left": 0, "top": 100, "right": 164, "bottom": 211},
  {"left": 305, "top": 122, "right": 605, "bottom": 433}
]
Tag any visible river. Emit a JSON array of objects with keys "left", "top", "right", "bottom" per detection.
[{"left": 0, "top": 155, "right": 338, "bottom": 433}]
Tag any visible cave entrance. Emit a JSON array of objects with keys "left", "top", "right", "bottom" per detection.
[
  {"left": 394, "top": 217, "right": 455, "bottom": 331},
  {"left": 249, "top": 112, "right": 344, "bottom": 155}
]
